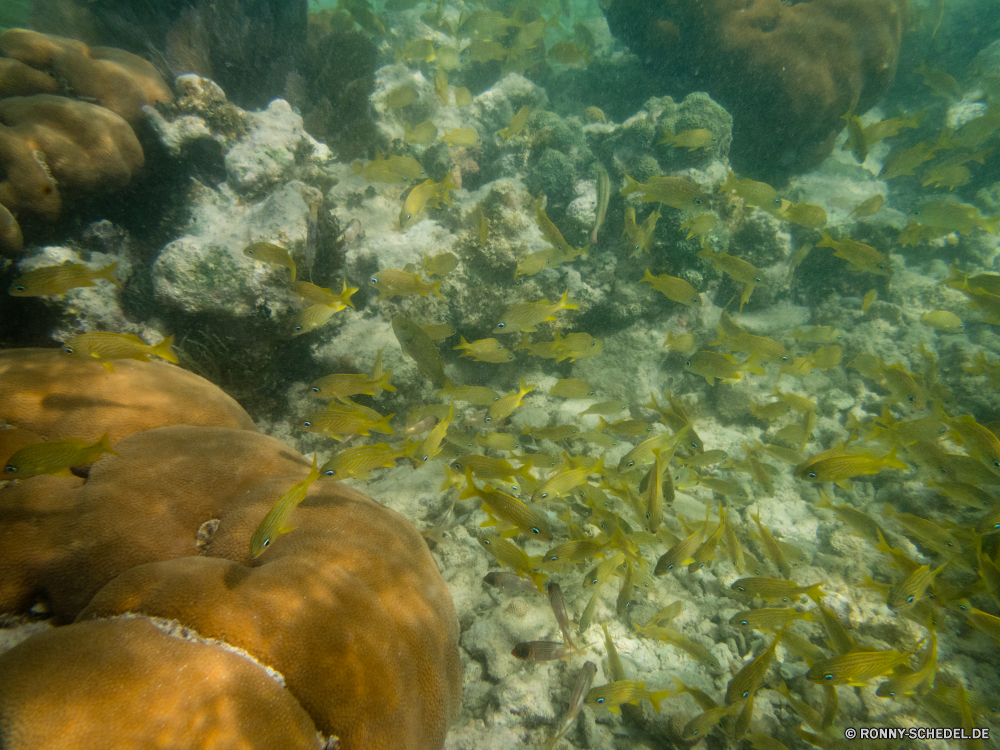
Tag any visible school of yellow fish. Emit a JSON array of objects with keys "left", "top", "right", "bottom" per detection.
[{"left": 6, "top": 0, "right": 1000, "bottom": 747}]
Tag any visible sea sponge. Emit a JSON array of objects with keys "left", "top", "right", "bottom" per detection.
[
  {"left": 0, "top": 424, "right": 461, "bottom": 750},
  {"left": 603, "top": 0, "right": 905, "bottom": 178},
  {"left": 0, "top": 617, "right": 326, "bottom": 749},
  {"left": 0, "top": 348, "right": 256, "bottom": 444}
]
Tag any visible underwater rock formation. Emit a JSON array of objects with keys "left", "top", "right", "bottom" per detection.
[
  {"left": 0, "top": 362, "right": 461, "bottom": 750},
  {"left": 0, "top": 29, "right": 172, "bottom": 255},
  {"left": 603, "top": 0, "right": 906, "bottom": 179}
]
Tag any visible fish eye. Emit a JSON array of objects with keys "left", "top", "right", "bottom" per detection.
[
  {"left": 627, "top": 461, "right": 635, "bottom": 468},
  {"left": 3, "top": 465, "right": 15, "bottom": 473},
  {"left": 531, "top": 527, "right": 540, "bottom": 534},
  {"left": 781, "top": 356, "right": 789, "bottom": 361},
  {"left": 302, "top": 421, "right": 312, "bottom": 427},
  {"left": 310, "top": 387, "right": 320, "bottom": 392},
  {"left": 548, "top": 555, "right": 558, "bottom": 561},
  {"left": 740, "top": 620, "right": 748, "bottom": 626},
  {"left": 824, "top": 674, "right": 834, "bottom": 681},
  {"left": 994, "top": 460, "right": 1000, "bottom": 468},
  {"left": 808, "top": 472, "right": 817, "bottom": 478},
  {"left": 596, "top": 698, "right": 605, "bottom": 704},
  {"left": 755, "top": 277, "right": 761, "bottom": 282},
  {"left": 370, "top": 277, "right": 378, "bottom": 284},
  {"left": 246, "top": 248, "right": 254, "bottom": 254},
  {"left": 541, "top": 493, "right": 548, "bottom": 498},
  {"left": 497, "top": 322, "right": 505, "bottom": 328},
  {"left": 694, "top": 199, "right": 702, "bottom": 205},
  {"left": 879, "top": 265, "right": 885, "bottom": 269},
  {"left": 262, "top": 538, "right": 270, "bottom": 547},
  {"left": 62, "top": 346, "right": 74, "bottom": 354},
  {"left": 908, "top": 395, "right": 915, "bottom": 402},
  {"left": 13, "top": 285, "right": 24, "bottom": 291},
  {"left": 294, "top": 325, "right": 303, "bottom": 331},
  {"left": 485, "top": 417, "right": 492, "bottom": 422},
  {"left": 507, "top": 354, "right": 513, "bottom": 360},
  {"left": 742, "top": 690, "right": 749, "bottom": 698},
  {"left": 685, "top": 360, "right": 692, "bottom": 366},
  {"left": 908, "top": 596, "right": 915, "bottom": 603},
  {"left": 324, "top": 470, "right": 334, "bottom": 476},
  {"left": 737, "top": 586, "right": 745, "bottom": 592},
  {"left": 634, "top": 244, "right": 640, "bottom": 251}
]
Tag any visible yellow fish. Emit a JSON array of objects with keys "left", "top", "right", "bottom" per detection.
[
  {"left": 879, "top": 141, "right": 938, "bottom": 179},
  {"left": 369, "top": 268, "right": 444, "bottom": 302},
  {"left": 399, "top": 171, "right": 458, "bottom": 228},
  {"left": 298, "top": 403, "right": 394, "bottom": 440},
  {"left": 911, "top": 200, "right": 998, "bottom": 235},
  {"left": 719, "top": 171, "right": 782, "bottom": 212},
  {"left": 915, "top": 60, "right": 959, "bottom": 98},
  {"left": 921, "top": 309, "right": 964, "bottom": 332},
  {"left": 685, "top": 351, "right": 764, "bottom": 385},
  {"left": 697, "top": 245, "right": 761, "bottom": 310},
  {"left": 621, "top": 174, "right": 707, "bottom": 211},
  {"left": 729, "top": 608, "right": 814, "bottom": 633},
  {"left": 726, "top": 631, "right": 784, "bottom": 704},
  {"left": 794, "top": 446, "right": 908, "bottom": 489},
  {"left": 730, "top": 576, "right": 824, "bottom": 604},
  {"left": 922, "top": 164, "right": 971, "bottom": 190},
  {"left": 466, "top": 40, "right": 506, "bottom": 63},
  {"left": 679, "top": 213, "right": 717, "bottom": 240},
  {"left": 499, "top": 105, "right": 531, "bottom": 140},
  {"left": 658, "top": 127, "right": 715, "bottom": 150},
  {"left": 434, "top": 67, "right": 447, "bottom": 104},
  {"left": 807, "top": 648, "right": 914, "bottom": 686},
  {"left": 420, "top": 252, "right": 458, "bottom": 277},
  {"left": 816, "top": 230, "right": 890, "bottom": 275},
  {"left": 385, "top": 84, "right": 418, "bottom": 108},
  {"left": 780, "top": 201, "right": 827, "bottom": 229},
  {"left": 308, "top": 370, "right": 395, "bottom": 399},
  {"left": 454, "top": 86, "right": 472, "bottom": 107},
  {"left": 861, "top": 289, "right": 877, "bottom": 313},
  {"left": 350, "top": 152, "right": 423, "bottom": 183},
  {"left": 249, "top": 455, "right": 321, "bottom": 558},
  {"left": 548, "top": 41, "right": 589, "bottom": 65},
  {"left": 622, "top": 205, "right": 660, "bottom": 256},
  {"left": 947, "top": 413, "right": 1000, "bottom": 470},
  {"left": 849, "top": 194, "right": 885, "bottom": 219},
  {"left": 320, "top": 443, "right": 403, "bottom": 479},
  {"left": 244, "top": 242, "right": 295, "bottom": 282},
  {"left": 61, "top": 332, "right": 177, "bottom": 372},
  {"left": 435, "top": 46, "right": 461, "bottom": 70},
  {"left": 292, "top": 279, "right": 358, "bottom": 309},
  {"left": 395, "top": 38, "right": 435, "bottom": 64},
  {"left": 404, "top": 120, "right": 437, "bottom": 145},
  {"left": 478, "top": 535, "right": 546, "bottom": 591},
  {"left": 663, "top": 331, "right": 696, "bottom": 353},
  {"left": 788, "top": 326, "right": 841, "bottom": 344},
  {"left": 3, "top": 433, "right": 118, "bottom": 479},
  {"left": 585, "top": 681, "right": 672, "bottom": 714},
  {"left": 486, "top": 379, "right": 534, "bottom": 422},
  {"left": 453, "top": 336, "right": 515, "bottom": 363},
  {"left": 549, "top": 378, "right": 596, "bottom": 399},
  {"left": 494, "top": 289, "right": 578, "bottom": 333},
  {"left": 437, "top": 379, "right": 499, "bottom": 405},
  {"left": 862, "top": 110, "right": 924, "bottom": 145},
  {"left": 9, "top": 261, "right": 121, "bottom": 297},
  {"left": 440, "top": 127, "right": 480, "bottom": 146}
]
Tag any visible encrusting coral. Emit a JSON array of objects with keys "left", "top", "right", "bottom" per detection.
[
  {"left": 0, "top": 28, "right": 172, "bottom": 254},
  {"left": 0, "top": 618, "right": 326, "bottom": 750},
  {"left": 0, "top": 356, "right": 461, "bottom": 750},
  {"left": 604, "top": 0, "right": 906, "bottom": 178}
]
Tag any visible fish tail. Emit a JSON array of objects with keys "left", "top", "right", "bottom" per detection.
[
  {"left": 98, "top": 261, "right": 122, "bottom": 288},
  {"left": 350, "top": 161, "right": 364, "bottom": 176},
  {"left": 742, "top": 352, "right": 766, "bottom": 376},
  {"left": 152, "top": 334, "right": 179, "bottom": 364},
  {"left": 883, "top": 446, "right": 909, "bottom": 471},
  {"left": 377, "top": 369, "right": 396, "bottom": 393},
  {"left": 529, "top": 569, "right": 548, "bottom": 592},
  {"left": 641, "top": 268, "right": 655, "bottom": 284},
  {"left": 95, "top": 432, "right": 120, "bottom": 457},
  {"left": 696, "top": 244, "right": 712, "bottom": 259},
  {"left": 719, "top": 169, "right": 737, "bottom": 193},
  {"left": 621, "top": 174, "right": 642, "bottom": 196},
  {"left": 803, "top": 583, "right": 825, "bottom": 604},
  {"left": 432, "top": 279, "right": 446, "bottom": 302},
  {"left": 454, "top": 336, "right": 471, "bottom": 352},
  {"left": 375, "top": 413, "right": 395, "bottom": 435},
  {"left": 816, "top": 230, "right": 836, "bottom": 249},
  {"left": 649, "top": 689, "right": 672, "bottom": 713},
  {"left": 306, "top": 453, "right": 320, "bottom": 483},
  {"left": 557, "top": 289, "right": 579, "bottom": 311}
]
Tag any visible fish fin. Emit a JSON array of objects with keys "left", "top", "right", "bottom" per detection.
[
  {"left": 95, "top": 433, "right": 120, "bottom": 457},
  {"left": 102, "top": 361, "right": 115, "bottom": 373},
  {"left": 152, "top": 334, "right": 179, "bottom": 364},
  {"left": 431, "top": 279, "right": 445, "bottom": 301},
  {"left": 529, "top": 570, "right": 548, "bottom": 592},
  {"left": 804, "top": 583, "right": 826, "bottom": 604},
  {"left": 377, "top": 370, "right": 396, "bottom": 393},
  {"left": 375, "top": 414, "right": 395, "bottom": 435},
  {"left": 98, "top": 261, "right": 122, "bottom": 288},
  {"left": 649, "top": 689, "right": 672, "bottom": 713},
  {"left": 558, "top": 289, "right": 579, "bottom": 310},
  {"left": 835, "top": 479, "right": 854, "bottom": 491},
  {"left": 607, "top": 705, "right": 621, "bottom": 715},
  {"left": 278, "top": 525, "right": 295, "bottom": 535}
]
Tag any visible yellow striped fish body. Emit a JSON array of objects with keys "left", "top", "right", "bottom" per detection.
[
  {"left": 309, "top": 370, "right": 395, "bottom": 399},
  {"left": 249, "top": 455, "right": 321, "bottom": 557},
  {"left": 290, "top": 304, "right": 336, "bottom": 336},
  {"left": 61, "top": 332, "right": 177, "bottom": 372},
  {"left": 681, "top": 704, "right": 739, "bottom": 742},
  {"left": 725, "top": 631, "right": 783, "bottom": 704},
  {"left": 438, "top": 380, "right": 499, "bottom": 405},
  {"left": 807, "top": 648, "right": 912, "bottom": 686},
  {"left": 583, "top": 551, "right": 625, "bottom": 587},
  {"left": 9, "top": 261, "right": 120, "bottom": 296},
  {"left": 486, "top": 380, "right": 533, "bottom": 422},
  {"left": 319, "top": 443, "right": 401, "bottom": 479},
  {"left": 493, "top": 289, "right": 579, "bottom": 333},
  {"left": 476, "top": 484, "right": 552, "bottom": 541},
  {"left": 730, "top": 577, "right": 824, "bottom": 604},
  {"left": 585, "top": 680, "right": 672, "bottom": 714},
  {"left": 3, "top": 433, "right": 117, "bottom": 479},
  {"left": 532, "top": 458, "right": 601, "bottom": 501},
  {"left": 243, "top": 242, "right": 296, "bottom": 281},
  {"left": 298, "top": 408, "right": 394, "bottom": 440},
  {"left": 729, "top": 607, "right": 814, "bottom": 633},
  {"left": 541, "top": 540, "right": 602, "bottom": 567},
  {"left": 478, "top": 535, "right": 546, "bottom": 591}
]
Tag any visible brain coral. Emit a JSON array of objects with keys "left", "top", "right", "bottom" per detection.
[
  {"left": 0, "top": 422, "right": 461, "bottom": 750},
  {"left": 604, "top": 0, "right": 906, "bottom": 179},
  {"left": 0, "top": 29, "right": 172, "bottom": 254},
  {"left": 0, "top": 617, "right": 326, "bottom": 750},
  {"left": 0, "top": 348, "right": 256, "bottom": 445}
]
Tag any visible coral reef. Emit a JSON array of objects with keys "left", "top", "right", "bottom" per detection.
[
  {"left": 603, "top": 0, "right": 906, "bottom": 179},
  {"left": 0, "top": 29, "right": 172, "bottom": 253},
  {"left": 0, "top": 348, "right": 255, "bottom": 445},
  {"left": 0, "top": 618, "right": 326, "bottom": 750},
  {"left": 0, "top": 361, "right": 461, "bottom": 750}
]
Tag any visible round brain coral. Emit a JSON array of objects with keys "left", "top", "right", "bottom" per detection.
[
  {"left": 0, "top": 423, "right": 461, "bottom": 750},
  {"left": 0, "top": 348, "right": 256, "bottom": 445},
  {"left": 604, "top": 0, "right": 905, "bottom": 179},
  {"left": 0, "top": 617, "right": 326, "bottom": 749}
]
